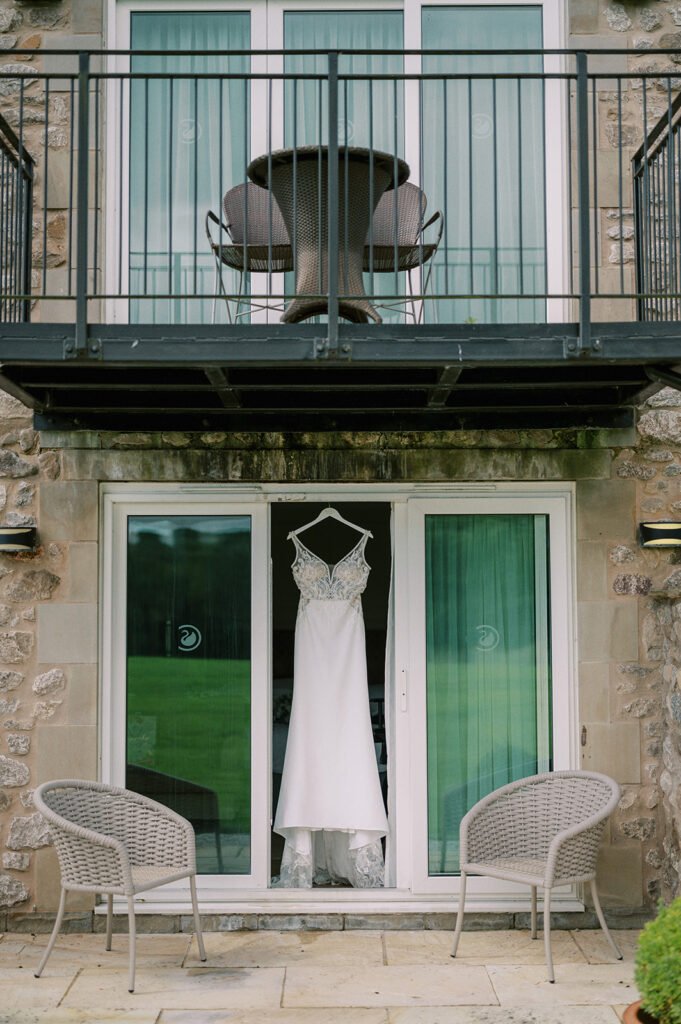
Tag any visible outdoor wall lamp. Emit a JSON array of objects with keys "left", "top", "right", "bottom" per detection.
[
  {"left": 0, "top": 526, "right": 37, "bottom": 553},
  {"left": 639, "top": 522, "right": 681, "bottom": 548}
]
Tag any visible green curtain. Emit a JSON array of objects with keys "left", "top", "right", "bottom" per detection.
[
  {"left": 425, "top": 514, "right": 551, "bottom": 875},
  {"left": 130, "top": 13, "right": 250, "bottom": 324},
  {"left": 422, "top": 6, "right": 546, "bottom": 325}
]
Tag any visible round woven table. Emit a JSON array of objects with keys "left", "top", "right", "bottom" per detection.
[{"left": 248, "top": 146, "right": 410, "bottom": 324}]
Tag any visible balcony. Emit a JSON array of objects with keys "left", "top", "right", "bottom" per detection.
[{"left": 1, "top": 47, "right": 681, "bottom": 430}]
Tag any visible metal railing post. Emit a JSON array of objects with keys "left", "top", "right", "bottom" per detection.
[
  {"left": 575, "top": 51, "right": 592, "bottom": 354},
  {"left": 327, "top": 51, "right": 339, "bottom": 353},
  {"left": 74, "top": 51, "right": 90, "bottom": 356}
]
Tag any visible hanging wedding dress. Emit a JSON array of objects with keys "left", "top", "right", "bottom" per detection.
[{"left": 273, "top": 529, "right": 387, "bottom": 888}]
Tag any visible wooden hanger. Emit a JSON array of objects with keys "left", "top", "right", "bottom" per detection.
[{"left": 287, "top": 506, "right": 373, "bottom": 540}]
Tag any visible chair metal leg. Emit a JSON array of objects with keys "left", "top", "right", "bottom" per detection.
[
  {"left": 543, "top": 887, "right": 555, "bottom": 983},
  {"left": 530, "top": 886, "right": 538, "bottom": 939},
  {"left": 451, "top": 870, "right": 467, "bottom": 958},
  {"left": 34, "top": 886, "right": 67, "bottom": 978},
  {"left": 590, "top": 879, "right": 623, "bottom": 960},
  {"left": 190, "top": 875, "right": 207, "bottom": 962},
  {"left": 105, "top": 894, "right": 113, "bottom": 951},
  {"left": 127, "top": 896, "right": 136, "bottom": 993}
]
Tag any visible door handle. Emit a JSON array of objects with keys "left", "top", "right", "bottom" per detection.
[{"left": 400, "top": 668, "right": 408, "bottom": 712}]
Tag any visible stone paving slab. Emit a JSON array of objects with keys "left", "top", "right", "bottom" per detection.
[
  {"left": 186, "top": 929, "right": 384, "bottom": 968},
  {"left": 0, "top": 933, "right": 191, "bottom": 971},
  {"left": 488, "top": 963, "right": 638, "bottom": 1006},
  {"left": 384, "top": 929, "right": 587, "bottom": 966},
  {"left": 0, "top": 968, "right": 74, "bottom": 1011},
  {"left": 158, "top": 1011, "right": 389, "bottom": 1024},
  {"left": 283, "top": 964, "right": 497, "bottom": 1007},
  {"left": 62, "top": 966, "right": 285, "bottom": 1011},
  {"left": 388, "top": 1008, "right": 622, "bottom": 1023},
  {"left": 570, "top": 929, "right": 641, "bottom": 964},
  {"left": 0, "top": 1013, "right": 158, "bottom": 1024}
]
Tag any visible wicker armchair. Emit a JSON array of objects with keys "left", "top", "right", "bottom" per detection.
[
  {"left": 205, "top": 182, "right": 293, "bottom": 323},
  {"left": 363, "top": 182, "right": 443, "bottom": 322},
  {"left": 450, "top": 771, "right": 623, "bottom": 983},
  {"left": 33, "top": 779, "right": 207, "bottom": 992}
]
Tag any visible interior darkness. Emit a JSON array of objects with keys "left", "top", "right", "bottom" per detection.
[{"left": 270, "top": 502, "right": 392, "bottom": 884}]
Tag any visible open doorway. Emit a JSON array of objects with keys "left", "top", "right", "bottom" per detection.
[{"left": 270, "top": 501, "right": 392, "bottom": 885}]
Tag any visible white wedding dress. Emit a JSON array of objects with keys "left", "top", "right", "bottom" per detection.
[{"left": 273, "top": 531, "right": 387, "bottom": 888}]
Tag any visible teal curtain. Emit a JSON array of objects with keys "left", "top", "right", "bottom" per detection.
[
  {"left": 425, "top": 514, "right": 551, "bottom": 875},
  {"left": 284, "top": 12, "right": 406, "bottom": 320},
  {"left": 422, "top": 6, "right": 545, "bottom": 325},
  {"left": 284, "top": 12, "right": 404, "bottom": 153},
  {"left": 130, "top": 13, "right": 250, "bottom": 324}
]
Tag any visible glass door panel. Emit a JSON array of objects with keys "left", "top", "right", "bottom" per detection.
[
  {"left": 126, "top": 514, "right": 252, "bottom": 875},
  {"left": 129, "top": 12, "right": 250, "bottom": 324},
  {"left": 421, "top": 5, "right": 545, "bottom": 324},
  {"left": 424, "top": 513, "right": 551, "bottom": 875}
]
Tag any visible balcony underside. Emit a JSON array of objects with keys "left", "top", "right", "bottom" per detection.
[{"left": 1, "top": 322, "right": 680, "bottom": 432}]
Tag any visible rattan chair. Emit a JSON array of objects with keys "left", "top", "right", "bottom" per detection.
[
  {"left": 363, "top": 182, "right": 443, "bottom": 322},
  {"left": 205, "top": 182, "right": 293, "bottom": 323},
  {"left": 450, "top": 770, "right": 623, "bottom": 983},
  {"left": 33, "top": 779, "right": 207, "bottom": 992}
]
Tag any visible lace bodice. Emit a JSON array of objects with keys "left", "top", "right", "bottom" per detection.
[{"left": 291, "top": 533, "right": 370, "bottom": 606}]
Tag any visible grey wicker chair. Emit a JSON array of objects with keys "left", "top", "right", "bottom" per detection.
[
  {"left": 205, "top": 182, "right": 293, "bottom": 323},
  {"left": 363, "top": 182, "right": 443, "bottom": 322},
  {"left": 450, "top": 770, "right": 623, "bottom": 983},
  {"left": 32, "top": 779, "right": 207, "bottom": 993}
]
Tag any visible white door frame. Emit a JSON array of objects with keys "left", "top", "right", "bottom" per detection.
[{"left": 100, "top": 481, "right": 578, "bottom": 912}]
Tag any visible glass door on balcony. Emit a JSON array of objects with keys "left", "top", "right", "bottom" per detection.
[
  {"left": 421, "top": 4, "right": 546, "bottom": 324},
  {"left": 129, "top": 11, "right": 250, "bottom": 324}
]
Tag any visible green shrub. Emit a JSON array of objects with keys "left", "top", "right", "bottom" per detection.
[{"left": 635, "top": 898, "right": 681, "bottom": 1024}]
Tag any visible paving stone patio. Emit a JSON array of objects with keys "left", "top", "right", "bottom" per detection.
[{"left": 0, "top": 928, "right": 640, "bottom": 1023}]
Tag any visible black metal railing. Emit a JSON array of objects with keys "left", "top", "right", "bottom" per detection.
[
  {"left": 1, "top": 48, "right": 680, "bottom": 347},
  {"left": 633, "top": 90, "right": 681, "bottom": 322},
  {"left": 0, "top": 111, "right": 33, "bottom": 323}
]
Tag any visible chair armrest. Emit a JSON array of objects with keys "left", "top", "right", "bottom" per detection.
[
  {"left": 417, "top": 210, "right": 444, "bottom": 247},
  {"left": 42, "top": 814, "right": 132, "bottom": 893},
  {"left": 205, "top": 209, "right": 233, "bottom": 246},
  {"left": 545, "top": 816, "right": 609, "bottom": 886}
]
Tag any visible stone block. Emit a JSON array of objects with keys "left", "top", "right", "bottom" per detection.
[
  {"left": 3, "top": 909, "right": 93, "bottom": 933},
  {"left": 577, "top": 479, "right": 636, "bottom": 542},
  {"left": 67, "top": 542, "right": 97, "bottom": 602},
  {"left": 183, "top": 914, "right": 259, "bottom": 932},
  {"left": 41, "top": 37, "right": 103, "bottom": 91},
  {"left": 577, "top": 542, "right": 608, "bottom": 601},
  {"left": 257, "top": 915, "right": 345, "bottom": 931},
  {"left": 345, "top": 914, "right": 425, "bottom": 930},
  {"left": 36, "top": 603, "right": 97, "bottom": 663},
  {"left": 578, "top": 600, "right": 639, "bottom": 662},
  {"left": 71, "top": 0, "right": 104, "bottom": 34},
  {"left": 93, "top": 912, "right": 181, "bottom": 934},
  {"left": 579, "top": 662, "right": 611, "bottom": 723},
  {"left": 596, "top": 842, "right": 644, "bottom": 908},
  {"left": 35, "top": 725, "right": 97, "bottom": 780},
  {"left": 569, "top": 0, "right": 600, "bottom": 34},
  {"left": 39, "top": 480, "right": 98, "bottom": 541},
  {"left": 35, "top": 298, "right": 76, "bottom": 323},
  {"left": 63, "top": 664, "right": 97, "bottom": 726},
  {"left": 581, "top": 722, "right": 641, "bottom": 784}
]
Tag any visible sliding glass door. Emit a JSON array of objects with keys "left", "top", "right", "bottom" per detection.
[{"left": 407, "top": 493, "right": 570, "bottom": 894}]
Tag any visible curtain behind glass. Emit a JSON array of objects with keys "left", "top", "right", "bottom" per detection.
[
  {"left": 284, "top": 12, "right": 406, "bottom": 321},
  {"left": 130, "top": 13, "right": 250, "bottom": 324},
  {"left": 422, "top": 6, "right": 545, "bottom": 325},
  {"left": 425, "top": 514, "right": 551, "bottom": 875}
]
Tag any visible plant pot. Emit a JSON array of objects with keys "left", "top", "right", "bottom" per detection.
[{"left": 623, "top": 1002, "right": 660, "bottom": 1024}]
